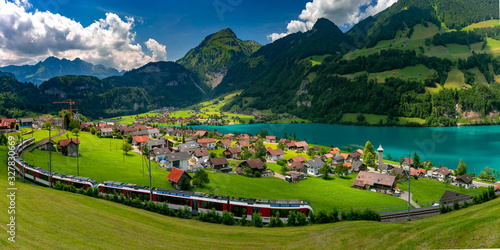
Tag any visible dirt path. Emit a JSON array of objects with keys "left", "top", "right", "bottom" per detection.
[{"left": 398, "top": 191, "right": 420, "bottom": 208}]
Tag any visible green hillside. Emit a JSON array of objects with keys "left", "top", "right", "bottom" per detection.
[{"left": 0, "top": 171, "right": 499, "bottom": 248}]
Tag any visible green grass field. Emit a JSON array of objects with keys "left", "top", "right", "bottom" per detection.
[
  {"left": 397, "top": 178, "right": 487, "bottom": 204},
  {"left": 19, "top": 134, "right": 406, "bottom": 211},
  {"left": 444, "top": 67, "right": 468, "bottom": 89},
  {"left": 342, "top": 64, "right": 437, "bottom": 83},
  {"left": 1, "top": 172, "right": 499, "bottom": 249},
  {"left": 462, "top": 20, "right": 500, "bottom": 31}
]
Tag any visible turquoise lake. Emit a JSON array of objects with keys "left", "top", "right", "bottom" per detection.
[{"left": 192, "top": 123, "right": 500, "bottom": 175}]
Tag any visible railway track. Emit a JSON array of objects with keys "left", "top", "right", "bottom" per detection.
[{"left": 380, "top": 207, "right": 440, "bottom": 221}]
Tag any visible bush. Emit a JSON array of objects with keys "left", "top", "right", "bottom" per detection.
[
  {"left": 277, "top": 160, "right": 286, "bottom": 166},
  {"left": 453, "top": 200, "right": 460, "bottom": 211},
  {"left": 254, "top": 171, "right": 261, "bottom": 178},
  {"left": 440, "top": 205, "right": 453, "bottom": 214},
  {"left": 222, "top": 211, "right": 235, "bottom": 225},
  {"left": 269, "top": 212, "right": 284, "bottom": 227},
  {"left": 239, "top": 214, "right": 250, "bottom": 226},
  {"left": 131, "top": 198, "right": 143, "bottom": 208},
  {"left": 252, "top": 213, "right": 263, "bottom": 227}
]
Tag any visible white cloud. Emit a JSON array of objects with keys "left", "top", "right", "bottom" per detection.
[
  {"left": 267, "top": 0, "right": 398, "bottom": 42},
  {"left": 145, "top": 38, "right": 167, "bottom": 61},
  {"left": 0, "top": 0, "right": 167, "bottom": 70}
]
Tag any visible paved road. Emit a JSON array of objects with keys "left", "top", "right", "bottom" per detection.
[
  {"left": 397, "top": 191, "right": 420, "bottom": 208},
  {"left": 273, "top": 172, "right": 286, "bottom": 180},
  {"left": 472, "top": 180, "right": 497, "bottom": 188}
]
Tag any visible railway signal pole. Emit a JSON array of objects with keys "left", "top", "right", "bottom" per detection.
[
  {"left": 49, "top": 127, "right": 52, "bottom": 187},
  {"left": 21, "top": 132, "right": 24, "bottom": 183},
  {"left": 76, "top": 132, "right": 79, "bottom": 176}
]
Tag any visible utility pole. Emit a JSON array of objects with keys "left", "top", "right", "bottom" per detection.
[
  {"left": 148, "top": 149, "right": 152, "bottom": 201},
  {"left": 122, "top": 138, "right": 125, "bottom": 162},
  {"left": 49, "top": 127, "right": 52, "bottom": 187},
  {"left": 407, "top": 153, "right": 411, "bottom": 221},
  {"left": 21, "top": 132, "right": 24, "bottom": 183},
  {"left": 76, "top": 132, "right": 79, "bottom": 176}
]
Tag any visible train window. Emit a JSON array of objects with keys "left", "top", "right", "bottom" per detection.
[
  {"left": 168, "top": 196, "right": 190, "bottom": 206},
  {"left": 38, "top": 174, "right": 49, "bottom": 181},
  {"left": 156, "top": 194, "right": 168, "bottom": 203},
  {"left": 25, "top": 169, "right": 34, "bottom": 175},
  {"left": 200, "top": 201, "right": 223, "bottom": 211},
  {"left": 231, "top": 205, "right": 248, "bottom": 217},
  {"left": 72, "top": 182, "right": 85, "bottom": 189}
]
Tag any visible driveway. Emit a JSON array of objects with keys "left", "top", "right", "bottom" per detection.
[{"left": 397, "top": 191, "right": 420, "bottom": 208}]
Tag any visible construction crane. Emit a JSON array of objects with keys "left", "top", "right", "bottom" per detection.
[{"left": 53, "top": 99, "right": 78, "bottom": 118}]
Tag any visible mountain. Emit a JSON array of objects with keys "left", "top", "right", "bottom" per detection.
[
  {"left": 177, "top": 28, "right": 261, "bottom": 88},
  {"left": 0, "top": 57, "right": 122, "bottom": 85},
  {"left": 214, "top": 18, "right": 352, "bottom": 111},
  {"left": 103, "top": 61, "right": 209, "bottom": 108}
]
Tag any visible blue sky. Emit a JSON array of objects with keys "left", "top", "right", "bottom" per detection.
[{"left": 0, "top": 0, "right": 397, "bottom": 69}]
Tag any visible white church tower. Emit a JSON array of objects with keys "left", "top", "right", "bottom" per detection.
[{"left": 377, "top": 144, "right": 384, "bottom": 167}]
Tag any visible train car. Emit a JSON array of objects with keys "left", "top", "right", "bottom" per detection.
[{"left": 98, "top": 182, "right": 314, "bottom": 223}]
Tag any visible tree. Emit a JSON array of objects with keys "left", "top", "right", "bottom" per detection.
[
  {"left": 426, "top": 160, "right": 434, "bottom": 170},
  {"left": 43, "top": 121, "right": 52, "bottom": 130},
  {"left": 277, "top": 141, "right": 285, "bottom": 150},
  {"left": 244, "top": 167, "right": 253, "bottom": 177},
  {"left": 363, "top": 141, "right": 375, "bottom": 163},
  {"left": 192, "top": 168, "right": 210, "bottom": 187},
  {"left": 210, "top": 151, "right": 217, "bottom": 158},
  {"left": 0, "top": 134, "right": 7, "bottom": 146},
  {"left": 241, "top": 150, "right": 252, "bottom": 160},
  {"left": 280, "top": 165, "right": 289, "bottom": 176},
  {"left": 72, "top": 128, "right": 79, "bottom": 135},
  {"left": 364, "top": 151, "right": 375, "bottom": 167},
  {"left": 319, "top": 164, "right": 331, "bottom": 179},
  {"left": 335, "top": 164, "right": 348, "bottom": 177},
  {"left": 122, "top": 143, "right": 133, "bottom": 155},
  {"left": 307, "top": 149, "right": 315, "bottom": 157},
  {"left": 258, "top": 129, "right": 268, "bottom": 138},
  {"left": 478, "top": 167, "right": 496, "bottom": 182},
  {"left": 412, "top": 151, "right": 421, "bottom": 168},
  {"left": 126, "top": 134, "right": 133, "bottom": 144},
  {"left": 456, "top": 159, "right": 467, "bottom": 176}
]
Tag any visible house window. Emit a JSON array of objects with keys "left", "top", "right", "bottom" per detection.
[{"left": 173, "top": 161, "right": 180, "bottom": 168}]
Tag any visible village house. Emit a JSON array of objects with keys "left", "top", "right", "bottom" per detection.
[
  {"left": 100, "top": 127, "right": 114, "bottom": 138},
  {"left": 36, "top": 140, "right": 56, "bottom": 151},
  {"left": 193, "top": 149, "right": 210, "bottom": 163},
  {"left": 153, "top": 147, "right": 171, "bottom": 161},
  {"left": 217, "top": 139, "right": 232, "bottom": 149},
  {"left": 266, "top": 149, "right": 285, "bottom": 161},
  {"left": 440, "top": 190, "right": 473, "bottom": 206},
  {"left": 349, "top": 151, "right": 361, "bottom": 162},
  {"left": 391, "top": 167, "right": 408, "bottom": 180},
  {"left": 288, "top": 162, "right": 306, "bottom": 173},
  {"left": 330, "top": 147, "right": 340, "bottom": 156},
  {"left": 147, "top": 128, "right": 161, "bottom": 139},
  {"left": 0, "top": 118, "right": 16, "bottom": 131},
  {"left": 235, "top": 140, "right": 249, "bottom": 148},
  {"left": 189, "top": 164, "right": 203, "bottom": 173},
  {"left": 120, "top": 127, "right": 137, "bottom": 136},
  {"left": 164, "top": 152, "right": 191, "bottom": 171},
  {"left": 58, "top": 138, "right": 80, "bottom": 157},
  {"left": 332, "top": 155, "right": 345, "bottom": 166},
  {"left": 19, "top": 118, "right": 34, "bottom": 128},
  {"left": 401, "top": 156, "right": 413, "bottom": 169},
  {"left": 224, "top": 147, "right": 242, "bottom": 159},
  {"left": 178, "top": 142, "right": 200, "bottom": 155},
  {"left": 304, "top": 158, "right": 325, "bottom": 176},
  {"left": 146, "top": 140, "right": 165, "bottom": 152},
  {"left": 295, "top": 141, "right": 309, "bottom": 151},
  {"left": 352, "top": 161, "right": 367, "bottom": 172},
  {"left": 265, "top": 136, "right": 277, "bottom": 143},
  {"left": 208, "top": 157, "right": 231, "bottom": 173},
  {"left": 285, "top": 171, "right": 307, "bottom": 183},
  {"left": 239, "top": 158, "right": 266, "bottom": 173},
  {"left": 166, "top": 167, "right": 192, "bottom": 190},
  {"left": 132, "top": 135, "right": 149, "bottom": 147},
  {"left": 455, "top": 174, "right": 473, "bottom": 189},
  {"left": 194, "top": 130, "right": 208, "bottom": 138},
  {"left": 132, "top": 130, "right": 149, "bottom": 137},
  {"left": 197, "top": 138, "right": 217, "bottom": 150},
  {"left": 288, "top": 156, "right": 307, "bottom": 164},
  {"left": 286, "top": 141, "right": 297, "bottom": 150},
  {"left": 352, "top": 171, "right": 397, "bottom": 193},
  {"left": 322, "top": 153, "right": 334, "bottom": 162}
]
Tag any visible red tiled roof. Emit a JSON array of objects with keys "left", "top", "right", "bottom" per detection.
[
  {"left": 495, "top": 184, "right": 500, "bottom": 192},
  {"left": 266, "top": 136, "right": 277, "bottom": 140},
  {"left": 295, "top": 141, "right": 309, "bottom": 148},
  {"left": 290, "top": 156, "right": 307, "bottom": 163},
  {"left": 58, "top": 138, "right": 80, "bottom": 147},
  {"left": 340, "top": 153, "right": 349, "bottom": 160},
  {"left": 133, "top": 135, "right": 149, "bottom": 143},
  {"left": 218, "top": 139, "right": 231, "bottom": 147},
  {"left": 197, "top": 138, "right": 216, "bottom": 144},
  {"left": 166, "top": 168, "right": 190, "bottom": 183}
]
